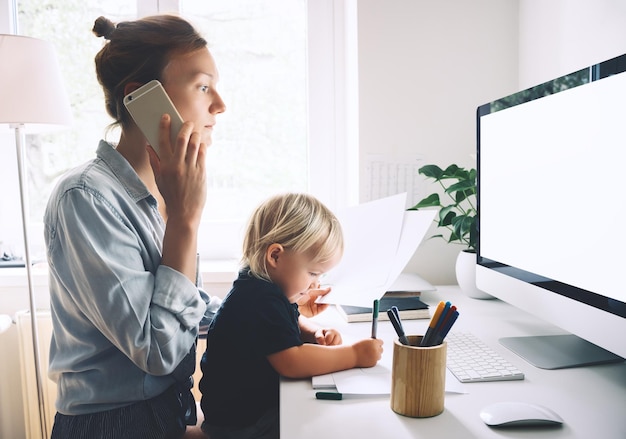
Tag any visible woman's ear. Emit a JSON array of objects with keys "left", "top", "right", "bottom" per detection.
[
  {"left": 123, "top": 82, "right": 144, "bottom": 97},
  {"left": 266, "top": 243, "right": 284, "bottom": 268}
]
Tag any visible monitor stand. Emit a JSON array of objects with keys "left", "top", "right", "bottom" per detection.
[{"left": 499, "top": 334, "right": 625, "bottom": 370}]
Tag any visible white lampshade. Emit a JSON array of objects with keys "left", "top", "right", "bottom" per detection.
[{"left": 0, "top": 34, "right": 72, "bottom": 130}]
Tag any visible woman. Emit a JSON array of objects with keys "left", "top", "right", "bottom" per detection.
[{"left": 44, "top": 14, "right": 224, "bottom": 438}]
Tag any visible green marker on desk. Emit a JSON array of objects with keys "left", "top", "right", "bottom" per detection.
[
  {"left": 371, "top": 299, "right": 379, "bottom": 338},
  {"left": 316, "top": 391, "right": 343, "bottom": 400}
]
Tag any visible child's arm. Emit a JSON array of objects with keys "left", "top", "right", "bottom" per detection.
[{"left": 267, "top": 337, "right": 383, "bottom": 378}]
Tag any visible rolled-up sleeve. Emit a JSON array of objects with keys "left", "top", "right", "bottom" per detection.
[{"left": 153, "top": 265, "right": 206, "bottom": 330}]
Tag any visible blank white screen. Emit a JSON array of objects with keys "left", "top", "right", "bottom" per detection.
[{"left": 480, "top": 72, "right": 626, "bottom": 303}]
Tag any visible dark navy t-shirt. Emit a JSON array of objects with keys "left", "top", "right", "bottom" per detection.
[{"left": 199, "top": 270, "right": 302, "bottom": 428}]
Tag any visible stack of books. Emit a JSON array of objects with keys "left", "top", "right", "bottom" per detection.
[{"left": 336, "top": 291, "right": 429, "bottom": 323}]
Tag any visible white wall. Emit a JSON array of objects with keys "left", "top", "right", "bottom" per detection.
[
  {"left": 357, "top": 0, "right": 626, "bottom": 285},
  {"left": 519, "top": 0, "right": 626, "bottom": 88},
  {"left": 357, "top": 0, "right": 519, "bottom": 284}
]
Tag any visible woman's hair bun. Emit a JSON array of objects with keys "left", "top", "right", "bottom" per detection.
[{"left": 92, "top": 16, "right": 116, "bottom": 40}]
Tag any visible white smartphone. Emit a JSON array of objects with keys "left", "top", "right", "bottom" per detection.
[{"left": 123, "top": 79, "right": 184, "bottom": 155}]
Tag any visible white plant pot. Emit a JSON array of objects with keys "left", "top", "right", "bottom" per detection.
[{"left": 455, "top": 250, "right": 494, "bottom": 299}]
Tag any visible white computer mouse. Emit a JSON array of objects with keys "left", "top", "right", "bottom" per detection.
[{"left": 480, "top": 401, "right": 564, "bottom": 427}]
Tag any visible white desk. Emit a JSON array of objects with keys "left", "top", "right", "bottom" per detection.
[{"left": 280, "top": 286, "right": 626, "bottom": 438}]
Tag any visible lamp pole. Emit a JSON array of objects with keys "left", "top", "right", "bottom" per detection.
[{"left": 13, "top": 122, "right": 47, "bottom": 438}]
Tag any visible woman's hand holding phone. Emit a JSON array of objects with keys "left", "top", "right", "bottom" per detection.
[
  {"left": 148, "top": 114, "right": 207, "bottom": 228},
  {"left": 126, "top": 79, "right": 207, "bottom": 281},
  {"left": 124, "top": 80, "right": 206, "bottom": 225},
  {"left": 151, "top": 114, "right": 208, "bottom": 283}
]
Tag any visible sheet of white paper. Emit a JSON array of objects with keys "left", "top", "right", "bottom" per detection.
[
  {"left": 333, "top": 364, "right": 391, "bottom": 395},
  {"left": 318, "top": 368, "right": 466, "bottom": 395},
  {"left": 382, "top": 209, "right": 436, "bottom": 291},
  {"left": 311, "top": 373, "right": 335, "bottom": 389},
  {"left": 318, "top": 194, "right": 436, "bottom": 307},
  {"left": 444, "top": 370, "right": 468, "bottom": 394},
  {"left": 321, "top": 193, "right": 406, "bottom": 306},
  {"left": 388, "top": 272, "right": 436, "bottom": 293}
]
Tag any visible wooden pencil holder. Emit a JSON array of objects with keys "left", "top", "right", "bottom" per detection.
[{"left": 390, "top": 335, "right": 447, "bottom": 418}]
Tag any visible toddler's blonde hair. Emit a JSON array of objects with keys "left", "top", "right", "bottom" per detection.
[{"left": 242, "top": 193, "right": 344, "bottom": 282}]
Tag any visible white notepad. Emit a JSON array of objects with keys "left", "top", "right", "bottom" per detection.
[{"left": 312, "top": 368, "right": 466, "bottom": 395}]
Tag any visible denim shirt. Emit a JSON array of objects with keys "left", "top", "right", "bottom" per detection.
[{"left": 44, "top": 140, "right": 221, "bottom": 415}]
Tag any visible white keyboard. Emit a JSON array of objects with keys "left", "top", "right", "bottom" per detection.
[{"left": 445, "top": 332, "right": 525, "bottom": 383}]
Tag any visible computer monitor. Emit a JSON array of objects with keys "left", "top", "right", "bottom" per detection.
[{"left": 476, "top": 53, "right": 626, "bottom": 369}]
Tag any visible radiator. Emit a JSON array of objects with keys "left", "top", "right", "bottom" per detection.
[
  {"left": 14, "top": 311, "right": 206, "bottom": 438},
  {"left": 16, "top": 310, "right": 56, "bottom": 439}
]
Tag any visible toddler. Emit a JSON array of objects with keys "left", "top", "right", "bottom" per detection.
[{"left": 199, "top": 193, "right": 383, "bottom": 439}]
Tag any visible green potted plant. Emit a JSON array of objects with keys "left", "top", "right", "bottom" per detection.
[
  {"left": 408, "top": 164, "right": 477, "bottom": 250},
  {"left": 409, "top": 164, "right": 492, "bottom": 298}
]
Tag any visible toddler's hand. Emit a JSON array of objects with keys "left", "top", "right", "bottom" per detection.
[
  {"left": 297, "top": 286, "right": 331, "bottom": 317},
  {"left": 352, "top": 338, "right": 384, "bottom": 368},
  {"left": 315, "top": 328, "right": 342, "bottom": 346}
]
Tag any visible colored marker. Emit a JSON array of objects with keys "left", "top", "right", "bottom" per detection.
[
  {"left": 434, "top": 310, "right": 459, "bottom": 345},
  {"left": 316, "top": 391, "right": 343, "bottom": 400},
  {"left": 371, "top": 299, "right": 379, "bottom": 338},
  {"left": 424, "top": 302, "right": 452, "bottom": 346},
  {"left": 390, "top": 305, "right": 403, "bottom": 324},
  {"left": 315, "top": 391, "right": 376, "bottom": 400},
  {"left": 421, "top": 301, "right": 446, "bottom": 346},
  {"left": 387, "top": 307, "right": 410, "bottom": 345},
  {"left": 436, "top": 305, "right": 457, "bottom": 339}
]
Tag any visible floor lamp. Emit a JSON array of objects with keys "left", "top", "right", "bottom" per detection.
[{"left": 0, "top": 34, "right": 72, "bottom": 438}]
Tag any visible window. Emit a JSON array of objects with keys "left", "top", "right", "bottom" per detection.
[
  {"left": 0, "top": 0, "right": 356, "bottom": 262},
  {"left": 182, "top": 0, "right": 309, "bottom": 258}
]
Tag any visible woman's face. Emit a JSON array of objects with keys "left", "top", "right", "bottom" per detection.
[{"left": 160, "top": 47, "right": 225, "bottom": 146}]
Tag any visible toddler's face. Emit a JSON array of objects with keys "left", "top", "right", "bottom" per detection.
[{"left": 269, "top": 247, "right": 340, "bottom": 303}]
